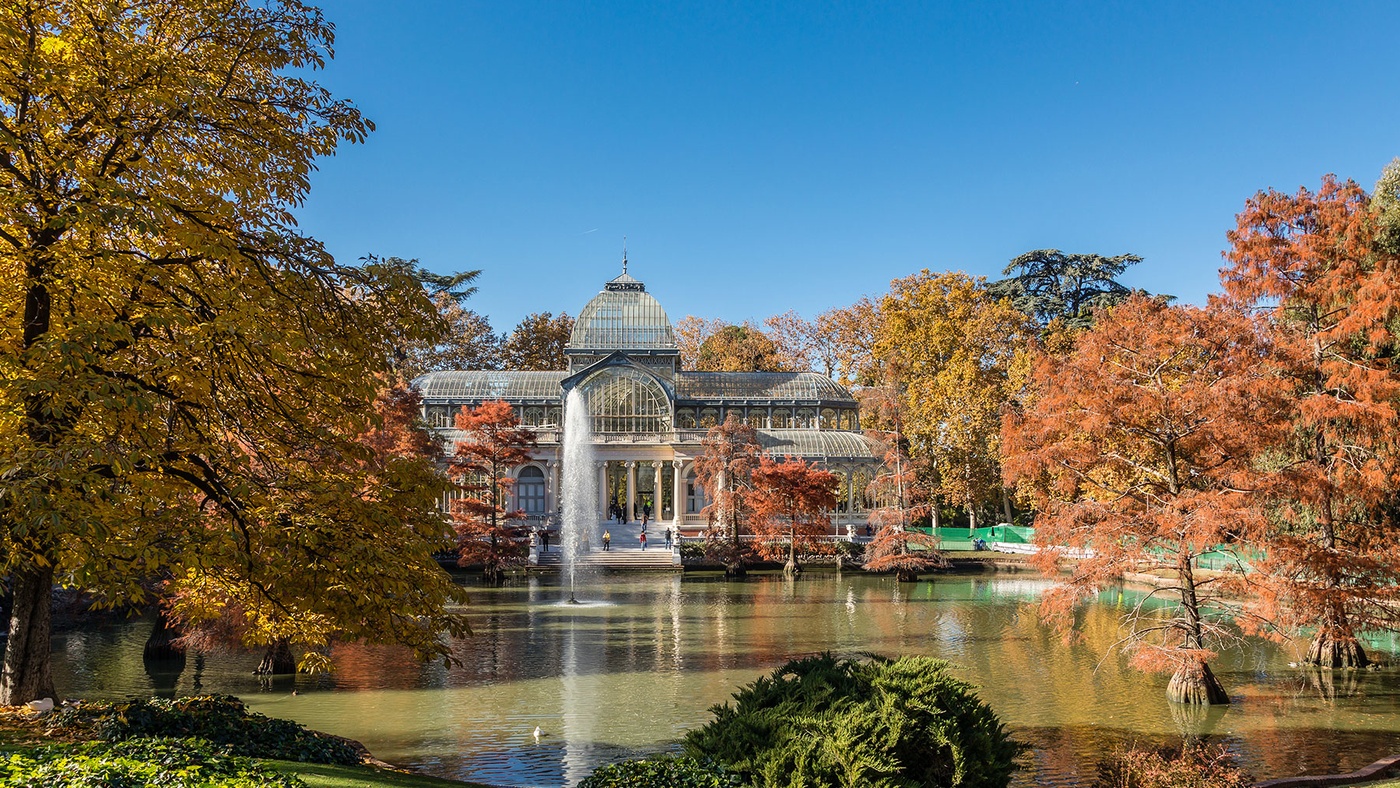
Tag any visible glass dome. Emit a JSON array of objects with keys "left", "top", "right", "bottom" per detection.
[{"left": 568, "top": 272, "right": 677, "bottom": 351}]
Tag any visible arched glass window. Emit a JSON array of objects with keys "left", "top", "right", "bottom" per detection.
[
  {"left": 685, "top": 469, "right": 710, "bottom": 514},
  {"left": 771, "top": 408, "right": 792, "bottom": 428},
  {"left": 832, "top": 471, "right": 849, "bottom": 513},
  {"left": 578, "top": 367, "right": 672, "bottom": 434},
  {"left": 517, "top": 466, "right": 546, "bottom": 514},
  {"left": 852, "top": 470, "right": 873, "bottom": 511},
  {"left": 677, "top": 408, "right": 697, "bottom": 429},
  {"left": 796, "top": 408, "right": 816, "bottom": 428},
  {"left": 524, "top": 406, "right": 544, "bottom": 426},
  {"left": 547, "top": 407, "right": 562, "bottom": 426},
  {"left": 745, "top": 409, "right": 766, "bottom": 428},
  {"left": 699, "top": 408, "right": 720, "bottom": 428},
  {"left": 820, "top": 408, "right": 838, "bottom": 429},
  {"left": 430, "top": 406, "right": 454, "bottom": 428}
]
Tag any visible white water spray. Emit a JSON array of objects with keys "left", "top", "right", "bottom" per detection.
[{"left": 560, "top": 389, "right": 597, "bottom": 602}]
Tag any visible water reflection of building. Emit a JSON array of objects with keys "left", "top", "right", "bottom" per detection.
[{"left": 415, "top": 264, "right": 883, "bottom": 531}]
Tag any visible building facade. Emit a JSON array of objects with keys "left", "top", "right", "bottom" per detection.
[{"left": 415, "top": 267, "right": 884, "bottom": 532}]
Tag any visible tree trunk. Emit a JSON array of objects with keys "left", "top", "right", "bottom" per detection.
[
  {"left": 1166, "top": 661, "right": 1229, "bottom": 705},
  {"left": 144, "top": 608, "right": 186, "bottom": 662},
  {"left": 253, "top": 639, "right": 297, "bottom": 675},
  {"left": 784, "top": 558, "right": 799, "bottom": 577},
  {"left": 1000, "top": 487, "right": 1013, "bottom": 524},
  {"left": 1, "top": 562, "right": 58, "bottom": 705},
  {"left": 1305, "top": 631, "right": 1369, "bottom": 669}
]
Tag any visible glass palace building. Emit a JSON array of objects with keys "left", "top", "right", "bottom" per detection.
[{"left": 414, "top": 268, "right": 883, "bottom": 532}]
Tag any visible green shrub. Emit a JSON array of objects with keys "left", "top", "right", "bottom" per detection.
[
  {"left": 580, "top": 755, "right": 745, "bottom": 788},
  {"left": 1094, "top": 745, "right": 1251, "bottom": 788},
  {"left": 0, "top": 737, "right": 303, "bottom": 787},
  {"left": 46, "top": 695, "right": 359, "bottom": 765},
  {"left": 685, "top": 653, "right": 1024, "bottom": 788}
]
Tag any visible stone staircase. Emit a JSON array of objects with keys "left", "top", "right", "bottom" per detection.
[{"left": 533, "top": 521, "right": 680, "bottom": 571}]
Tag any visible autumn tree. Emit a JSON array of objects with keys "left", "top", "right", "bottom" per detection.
[
  {"left": 400, "top": 291, "right": 503, "bottom": 377},
  {"left": 0, "top": 0, "right": 469, "bottom": 704},
  {"left": 989, "top": 249, "right": 1147, "bottom": 329},
  {"left": 696, "top": 322, "right": 793, "bottom": 372},
  {"left": 502, "top": 311, "right": 574, "bottom": 371},
  {"left": 763, "top": 310, "right": 819, "bottom": 373},
  {"left": 451, "top": 400, "right": 538, "bottom": 585},
  {"left": 863, "top": 438, "right": 946, "bottom": 582},
  {"left": 1003, "top": 297, "right": 1283, "bottom": 705},
  {"left": 816, "top": 296, "right": 883, "bottom": 387},
  {"left": 170, "top": 382, "right": 453, "bottom": 675},
  {"left": 695, "top": 414, "right": 763, "bottom": 576},
  {"left": 876, "top": 271, "right": 1032, "bottom": 528},
  {"left": 747, "top": 457, "right": 837, "bottom": 576},
  {"left": 1376, "top": 158, "right": 1400, "bottom": 256},
  {"left": 1221, "top": 174, "right": 1400, "bottom": 668},
  {"left": 674, "top": 315, "right": 726, "bottom": 369}
]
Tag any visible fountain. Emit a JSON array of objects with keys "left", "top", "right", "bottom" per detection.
[{"left": 559, "top": 389, "right": 597, "bottom": 604}]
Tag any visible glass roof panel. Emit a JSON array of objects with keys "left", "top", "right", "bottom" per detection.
[{"left": 675, "top": 372, "right": 856, "bottom": 402}]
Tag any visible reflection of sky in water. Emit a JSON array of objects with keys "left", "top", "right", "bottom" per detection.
[{"left": 51, "top": 572, "right": 1400, "bottom": 787}]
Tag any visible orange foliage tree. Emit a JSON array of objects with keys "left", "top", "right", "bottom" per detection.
[
  {"left": 747, "top": 457, "right": 838, "bottom": 577},
  {"left": 695, "top": 414, "right": 762, "bottom": 576},
  {"left": 1222, "top": 174, "right": 1400, "bottom": 668},
  {"left": 863, "top": 438, "right": 946, "bottom": 582},
  {"left": 450, "top": 400, "right": 537, "bottom": 584},
  {"left": 1003, "top": 296, "right": 1283, "bottom": 705}
]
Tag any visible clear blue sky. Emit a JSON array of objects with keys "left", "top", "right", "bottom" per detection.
[{"left": 300, "top": 1, "right": 1400, "bottom": 330}]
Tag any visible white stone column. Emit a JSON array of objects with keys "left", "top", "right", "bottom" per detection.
[
  {"left": 597, "top": 461, "right": 608, "bottom": 520},
  {"left": 625, "top": 461, "right": 637, "bottom": 523},
  {"left": 652, "top": 461, "right": 663, "bottom": 521},
  {"left": 543, "top": 460, "right": 555, "bottom": 514},
  {"left": 672, "top": 460, "right": 685, "bottom": 526}
]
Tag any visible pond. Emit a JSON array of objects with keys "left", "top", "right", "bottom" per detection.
[{"left": 50, "top": 571, "right": 1400, "bottom": 787}]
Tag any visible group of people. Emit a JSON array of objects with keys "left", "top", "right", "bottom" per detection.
[
  {"left": 607, "top": 500, "right": 653, "bottom": 526},
  {"left": 537, "top": 523, "right": 675, "bottom": 553}
]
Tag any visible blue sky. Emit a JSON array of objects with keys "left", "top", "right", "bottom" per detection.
[{"left": 300, "top": 1, "right": 1400, "bottom": 330}]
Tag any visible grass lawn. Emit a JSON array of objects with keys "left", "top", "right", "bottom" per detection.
[{"left": 267, "top": 761, "right": 498, "bottom": 788}]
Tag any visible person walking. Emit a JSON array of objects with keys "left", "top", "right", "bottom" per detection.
[
  {"left": 602, "top": 530, "right": 611, "bottom": 551},
  {"left": 640, "top": 531, "right": 648, "bottom": 551},
  {"left": 541, "top": 530, "right": 550, "bottom": 553},
  {"left": 664, "top": 527, "right": 673, "bottom": 549}
]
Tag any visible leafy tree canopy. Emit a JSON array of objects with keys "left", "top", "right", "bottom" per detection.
[
  {"left": 0, "top": 0, "right": 466, "bottom": 702},
  {"left": 502, "top": 311, "right": 574, "bottom": 371},
  {"left": 989, "top": 249, "right": 1148, "bottom": 329}
]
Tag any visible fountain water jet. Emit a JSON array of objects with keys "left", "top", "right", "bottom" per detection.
[{"left": 560, "top": 389, "right": 597, "bottom": 603}]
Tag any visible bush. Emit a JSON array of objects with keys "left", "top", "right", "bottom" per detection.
[
  {"left": 0, "top": 737, "right": 303, "bottom": 787},
  {"left": 685, "top": 653, "right": 1024, "bottom": 788},
  {"left": 1094, "top": 745, "right": 1251, "bottom": 788},
  {"left": 46, "top": 695, "right": 359, "bottom": 765},
  {"left": 580, "top": 755, "right": 745, "bottom": 788}
]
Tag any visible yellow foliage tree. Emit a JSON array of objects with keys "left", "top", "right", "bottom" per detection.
[
  {"left": 0, "top": 0, "right": 467, "bottom": 703},
  {"left": 874, "top": 271, "right": 1032, "bottom": 526}
]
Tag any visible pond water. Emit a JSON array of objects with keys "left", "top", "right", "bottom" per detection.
[{"left": 50, "top": 571, "right": 1400, "bottom": 787}]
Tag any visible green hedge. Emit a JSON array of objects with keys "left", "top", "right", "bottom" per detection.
[
  {"left": 47, "top": 695, "right": 359, "bottom": 765},
  {"left": 580, "top": 755, "right": 745, "bottom": 788},
  {"left": 685, "top": 654, "right": 1024, "bottom": 788},
  {"left": 0, "top": 738, "right": 302, "bottom": 787}
]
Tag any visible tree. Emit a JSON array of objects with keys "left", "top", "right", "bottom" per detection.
[
  {"left": 876, "top": 271, "right": 1032, "bottom": 528},
  {"left": 0, "top": 0, "right": 467, "bottom": 704},
  {"left": 863, "top": 438, "right": 946, "bottom": 582},
  {"left": 400, "top": 292, "right": 503, "bottom": 378},
  {"left": 1002, "top": 297, "right": 1282, "bottom": 705},
  {"left": 989, "top": 249, "right": 1146, "bottom": 329},
  {"left": 696, "top": 323, "right": 793, "bottom": 372},
  {"left": 1221, "top": 174, "right": 1400, "bottom": 668},
  {"left": 815, "top": 297, "right": 882, "bottom": 387},
  {"left": 762, "top": 310, "right": 818, "bottom": 373},
  {"left": 1376, "top": 158, "right": 1400, "bottom": 256},
  {"left": 675, "top": 315, "right": 727, "bottom": 369},
  {"left": 695, "top": 414, "right": 763, "bottom": 576},
  {"left": 747, "top": 457, "right": 837, "bottom": 577},
  {"left": 502, "top": 311, "right": 574, "bottom": 370},
  {"left": 450, "top": 400, "right": 538, "bottom": 585},
  {"left": 168, "top": 380, "right": 460, "bottom": 675}
]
